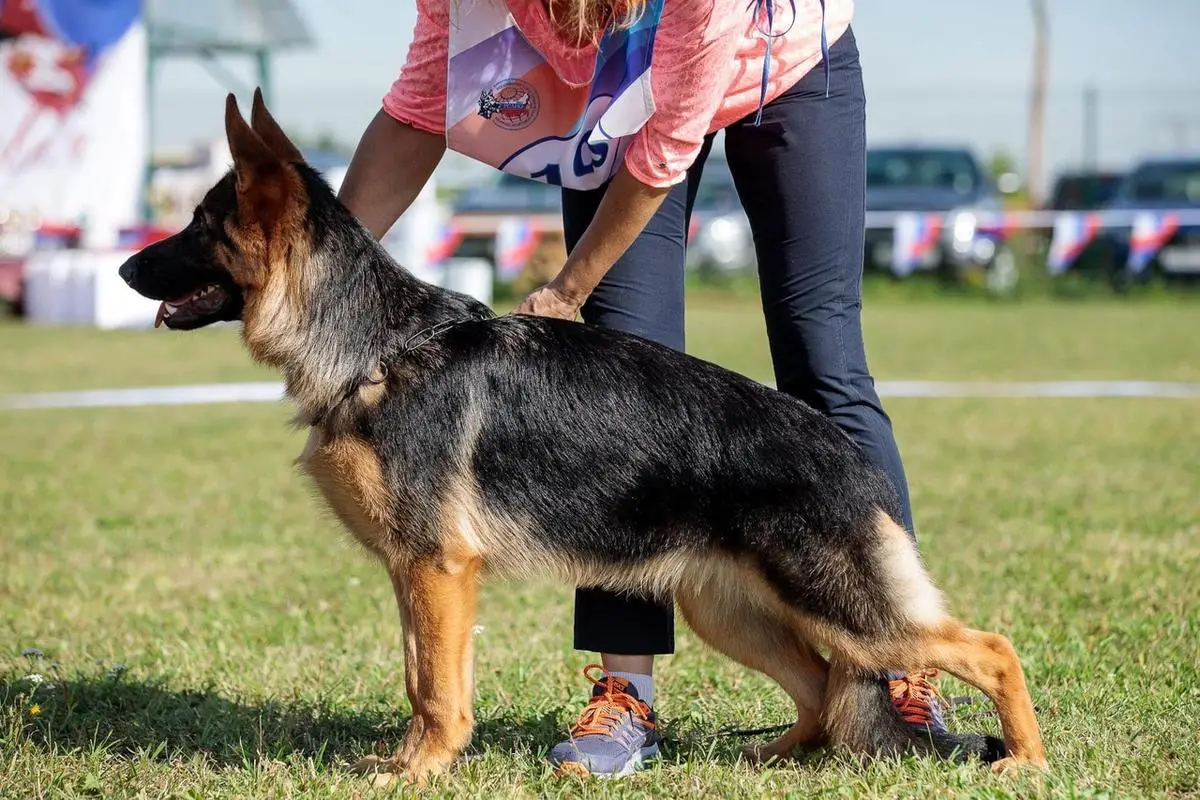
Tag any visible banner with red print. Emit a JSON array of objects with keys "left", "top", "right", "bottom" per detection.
[{"left": 0, "top": 0, "right": 145, "bottom": 246}]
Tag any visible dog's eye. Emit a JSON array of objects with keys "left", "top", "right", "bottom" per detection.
[{"left": 189, "top": 212, "right": 214, "bottom": 239}]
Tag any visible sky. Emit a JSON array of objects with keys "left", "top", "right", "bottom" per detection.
[{"left": 150, "top": 0, "right": 1200, "bottom": 191}]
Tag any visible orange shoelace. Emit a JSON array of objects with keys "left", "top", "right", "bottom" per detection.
[
  {"left": 888, "top": 669, "right": 946, "bottom": 727},
  {"left": 569, "top": 664, "right": 657, "bottom": 737}
]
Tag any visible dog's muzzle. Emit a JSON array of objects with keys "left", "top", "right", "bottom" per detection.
[{"left": 118, "top": 258, "right": 135, "bottom": 286}]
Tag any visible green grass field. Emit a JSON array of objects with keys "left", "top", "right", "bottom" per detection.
[{"left": 2, "top": 295, "right": 1198, "bottom": 799}]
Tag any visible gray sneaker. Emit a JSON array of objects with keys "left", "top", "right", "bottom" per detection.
[
  {"left": 888, "top": 669, "right": 949, "bottom": 733},
  {"left": 550, "top": 665, "right": 660, "bottom": 778}
]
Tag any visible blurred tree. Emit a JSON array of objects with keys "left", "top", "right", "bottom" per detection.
[
  {"left": 987, "top": 150, "right": 1025, "bottom": 202},
  {"left": 986, "top": 150, "right": 1026, "bottom": 209},
  {"left": 987, "top": 150, "right": 1017, "bottom": 181},
  {"left": 291, "top": 130, "right": 353, "bottom": 157}
]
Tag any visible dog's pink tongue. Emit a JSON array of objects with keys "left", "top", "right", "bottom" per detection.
[{"left": 154, "top": 302, "right": 167, "bottom": 328}]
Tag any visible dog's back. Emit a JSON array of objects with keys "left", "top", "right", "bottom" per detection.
[{"left": 375, "top": 314, "right": 904, "bottom": 626}]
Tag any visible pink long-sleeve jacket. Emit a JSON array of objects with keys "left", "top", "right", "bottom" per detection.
[{"left": 384, "top": 0, "right": 852, "bottom": 187}]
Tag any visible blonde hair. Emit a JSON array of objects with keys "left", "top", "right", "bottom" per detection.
[{"left": 544, "top": 0, "right": 648, "bottom": 45}]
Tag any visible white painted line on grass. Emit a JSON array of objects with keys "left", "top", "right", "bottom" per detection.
[
  {"left": 877, "top": 380, "right": 1200, "bottom": 399},
  {"left": 0, "top": 382, "right": 286, "bottom": 410},
  {"left": 1, "top": 380, "right": 1199, "bottom": 411}
]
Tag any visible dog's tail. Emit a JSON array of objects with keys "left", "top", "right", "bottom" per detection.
[{"left": 824, "top": 662, "right": 1007, "bottom": 764}]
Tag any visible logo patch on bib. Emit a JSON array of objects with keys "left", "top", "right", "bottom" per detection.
[{"left": 477, "top": 79, "right": 539, "bottom": 131}]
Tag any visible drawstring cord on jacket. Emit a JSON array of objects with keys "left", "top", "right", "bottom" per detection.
[{"left": 749, "top": 0, "right": 829, "bottom": 125}]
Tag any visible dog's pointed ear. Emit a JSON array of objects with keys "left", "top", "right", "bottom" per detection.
[
  {"left": 250, "top": 87, "right": 305, "bottom": 163},
  {"left": 225, "top": 92, "right": 279, "bottom": 191},
  {"left": 224, "top": 93, "right": 288, "bottom": 231}
]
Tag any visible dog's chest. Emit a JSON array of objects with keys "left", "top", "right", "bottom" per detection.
[{"left": 297, "top": 428, "right": 394, "bottom": 557}]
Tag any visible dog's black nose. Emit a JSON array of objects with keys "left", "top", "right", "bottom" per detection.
[{"left": 118, "top": 258, "right": 136, "bottom": 286}]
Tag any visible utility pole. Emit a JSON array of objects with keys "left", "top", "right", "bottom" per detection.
[
  {"left": 1027, "top": 0, "right": 1049, "bottom": 204},
  {"left": 1083, "top": 84, "right": 1098, "bottom": 170},
  {"left": 1162, "top": 116, "right": 1188, "bottom": 151}
]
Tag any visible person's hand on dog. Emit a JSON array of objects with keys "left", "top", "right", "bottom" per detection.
[{"left": 515, "top": 283, "right": 583, "bottom": 320}]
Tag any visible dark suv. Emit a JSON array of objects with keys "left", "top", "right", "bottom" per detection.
[
  {"left": 1085, "top": 158, "right": 1200, "bottom": 284},
  {"left": 863, "top": 146, "right": 1009, "bottom": 286},
  {"left": 1046, "top": 171, "right": 1124, "bottom": 212}
]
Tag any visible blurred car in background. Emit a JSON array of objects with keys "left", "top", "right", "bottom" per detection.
[
  {"left": 452, "top": 171, "right": 563, "bottom": 216},
  {"left": 446, "top": 157, "right": 759, "bottom": 277},
  {"left": 683, "top": 146, "right": 1016, "bottom": 286},
  {"left": 862, "top": 145, "right": 1011, "bottom": 286},
  {"left": 685, "top": 156, "right": 754, "bottom": 274},
  {"left": 1046, "top": 170, "right": 1125, "bottom": 211},
  {"left": 1031, "top": 168, "right": 1125, "bottom": 260},
  {"left": 449, "top": 172, "right": 564, "bottom": 264},
  {"left": 442, "top": 147, "right": 1023, "bottom": 288},
  {"left": 1079, "top": 157, "right": 1200, "bottom": 285}
]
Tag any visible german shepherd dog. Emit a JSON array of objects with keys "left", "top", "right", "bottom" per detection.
[{"left": 118, "top": 91, "right": 1047, "bottom": 785}]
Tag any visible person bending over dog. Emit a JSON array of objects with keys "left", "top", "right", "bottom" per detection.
[{"left": 338, "top": 0, "right": 942, "bottom": 778}]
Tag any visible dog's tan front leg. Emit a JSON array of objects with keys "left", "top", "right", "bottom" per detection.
[
  {"left": 352, "top": 569, "right": 423, "bottom": 784},
  {"left": 391, "top": 571, "right": 426, "bottom": 768},
  {"left": 368, "top": 557, "right": 480, "bottom": 786}
]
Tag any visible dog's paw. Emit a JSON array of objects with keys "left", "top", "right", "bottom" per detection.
[
  {"left": 740, "top": 741, "right": 792, "bottom": 766},
  {"left": 351, "top": 754, "right": 400, "bottom": 782},
  {"left": 990, "top": 755, "right": 1049, "bottom": 776},
  {"left": 351, "top": 754, "right": 388, "bottom": 773},
  {"left": 351, "top": 749, "right": 456, "bottom": 788},
  {"left": 739, "top": 723, "right": 825, "bottom": 767},
  {"left": 368, "top": 771, "right": 400, "bottom": 789},
  {"left": 399, "top": 747, "right": 457, "bottom": 783},
  {"left": 349, "top": 756, "right": 425, "bottom": 789}
]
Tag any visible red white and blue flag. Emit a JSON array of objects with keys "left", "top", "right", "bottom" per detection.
[
  {"left": 116, "top": 224, "right": 173, "bottom": 251},
  {"left": 975, "top": 211, "right": 1020, "bottom": 242},
  {"left": 31, "top": 220, "right": 78, "bottom": 248},
  {"left": 494, "top": 216, "right": 540, "bottom": 281},
  {"left": 425, "top": 222, "right": 465, "bottom": 266},
  {"left": 1047, "top": 212, "right": 1102, "bottom": 275},
  {"left": 891, "top": 213, "right": 942, "bottom": 277},
  {"left": 1126, "top": 212, "right": 1179, "bottom": 275}
]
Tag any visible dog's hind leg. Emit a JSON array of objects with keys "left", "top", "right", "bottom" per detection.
[
  {"left": 358, "top": 556, "right": 480, "bottom": 786},
  {"left": 816, "top": 513, "right": 1045, "bottom": 771},
  {"left": 907, "top": 623, "right": 1047, "bottom": 773},
  {"left": 676, "top": 566, "right": 829, "bottom": 764}
]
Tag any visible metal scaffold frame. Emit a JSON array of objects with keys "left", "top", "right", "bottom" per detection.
[{"left": 141, "top": 0, "right": 314, "bottom": 218}]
